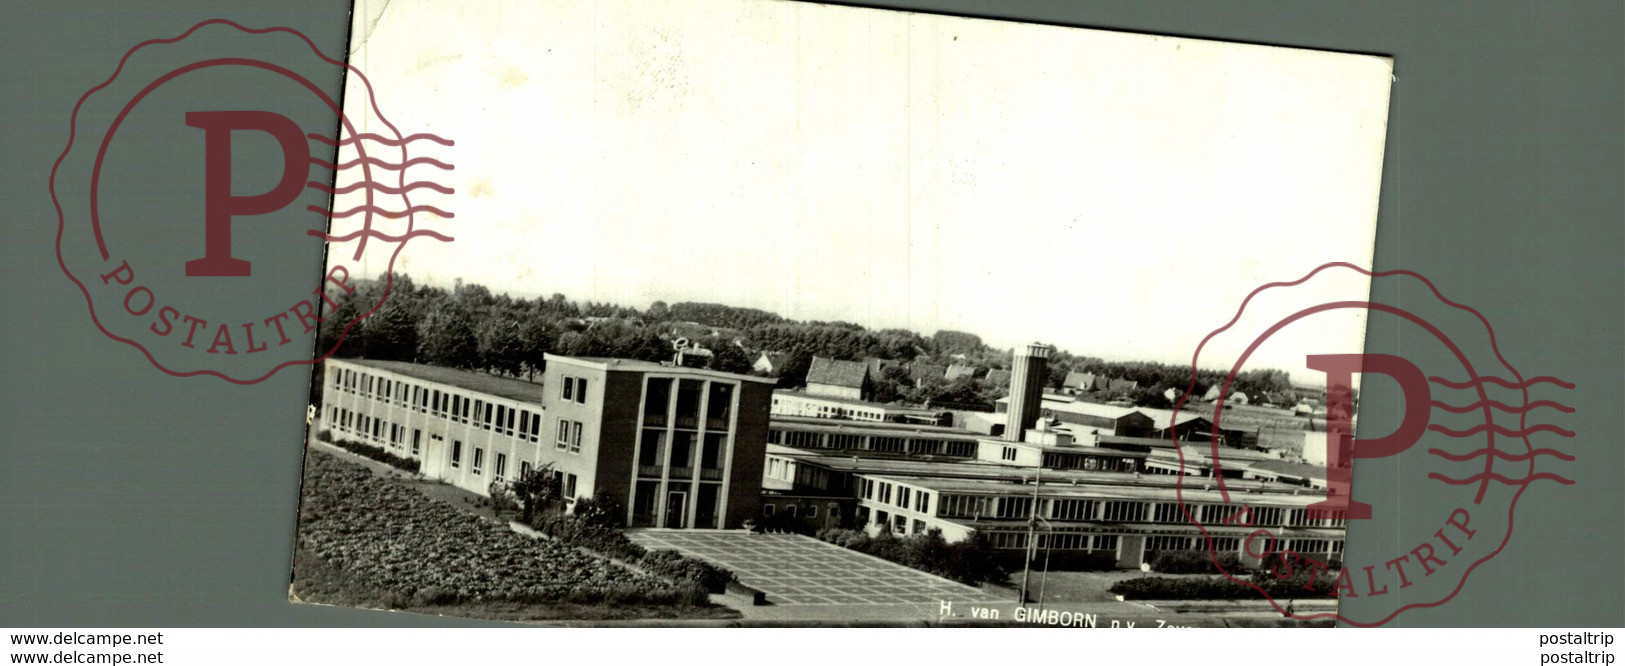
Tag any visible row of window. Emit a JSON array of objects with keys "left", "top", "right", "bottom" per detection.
[
  {"left": 767, "top": 429, "right": 976, "bottom": 457},
  {"left": 330, "top": 406, "right": 422, "bottom": 456},
  {"left": 929, "top": 492, "right": 1324, "bottom": 530},
  {"left": 858, "top": 478, "right": 932, "bottom": 515},
  {"left": 985, "top": 532, "right": 1122, "bottom": 552},
  {"left": 761, "top": 502, "right": 840, "bottom": 520},
  {"left": 331, "top": 367, "right": 544, "bottom": 443},
  {"left": 1040, "top": 452, "right": 1140, "bottom": 473}
]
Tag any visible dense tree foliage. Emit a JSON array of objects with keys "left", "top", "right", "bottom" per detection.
[{"left": 315, "top": 274, "right": 1312, "bottom": 409}]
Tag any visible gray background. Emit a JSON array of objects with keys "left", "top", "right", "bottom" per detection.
[{"left": 3, "top": 0, "right": 1620, "bottom": 627}]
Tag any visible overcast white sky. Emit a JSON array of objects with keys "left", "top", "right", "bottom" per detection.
[{"left": 330, "top": 0, "right": 1393, "bottom": 381}]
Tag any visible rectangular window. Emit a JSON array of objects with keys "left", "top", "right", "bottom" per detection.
[
  {"left": 562, "top": 377, "right": 574, "bottom": 402},
  {"left": 917, "top": 493, "right": 930, "bottom": 515},
  {"left": 898, "top": 488, "right": 911, "bottom": 510},
  {"left": 574, "top": 378, "right": 588, "bottom": 404},
  {"left": 564, "top": 473, "right": 577, "bottom": 500},
  {"left": 411, "top": 429, "right": 421, "bottom": 456},
  {"left": 450, "top": 440, "right": 462, "bottom": 469},
  {"left": 451, "top": 395, "right": 461, "bottom": 423},
  {"left": 807, "top": 506, "right": 819, "bottom": 518},
  {"left": 472, "top": 447, "right": 484, "bottom": 475},
  {"left": 529, "top": 413, "right": 542, "bottom": 442},
  {"left": 520, "top": 461, "right": 532, "bottom": 479},
  {"left": 1002, "top": 446, "right": 1018, "bottom": 462},
  {"left": 506, "top": 409, "right": 516, "bottom": 436},
  {"left": 495, "top": 453, "right": 507, "bottom": 478},
  {"left": 763, "top": 504, "right": 775, "bottom": 516},
  {"left": 570, "top": 421, "right": 582, "bottom": 453},
  {"left": 556, "top": 420, "right": 570, "bottom": 450}
]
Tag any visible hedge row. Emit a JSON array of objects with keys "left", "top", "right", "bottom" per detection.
[
  {"left": 317, "top": 430, "right": 420, "bottom": 474},
  {"left": 1110, "top": 569, "right": 1337, "bottom": 600},
  {"left": 816, "top": 528, "right": 1007, "bottom": 587},
  {"left": 1149, "top": 550, "right": 1252, "bottom": 575},
  {"left": 535, "top": 514, "right": 736, "bottom": 594}
]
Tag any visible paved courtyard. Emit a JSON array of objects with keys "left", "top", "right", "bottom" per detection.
[{"left": 629, "top": 530, "right": 1006, "bottom": 606}]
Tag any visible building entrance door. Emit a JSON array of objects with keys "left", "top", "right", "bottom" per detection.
[
  {"left": 664, "top": 490, "right": 688, "bottom": 529},
  {"left": 422, "top": 434, "right": 445, "bottom": 479}
]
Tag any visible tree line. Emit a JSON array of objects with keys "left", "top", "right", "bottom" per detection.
[{"left": 314, "top": 274, "right": 1313, "bottom": 410}]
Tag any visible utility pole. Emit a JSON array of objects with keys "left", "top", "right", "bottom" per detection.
[{"left": 1018, "top": 465, "right": 1043, "bottom": 605}]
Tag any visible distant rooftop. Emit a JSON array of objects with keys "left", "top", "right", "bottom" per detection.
[
  {"left": 772, "top": 389, "right": 946, "bottom": 415},
  {"left": 768, "top": 444, "right": 1315, "bottom": 499},
  {"left": 548, "top": 354, "right": 777, "bottom": 384}
]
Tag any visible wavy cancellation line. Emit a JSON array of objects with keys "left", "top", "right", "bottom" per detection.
[
  {"left": 309, "top": 156, "right": 454, "bottom": 171},
  {"left": 1428, "top": 472, "right": 1575, "bottom": 486},
  {"left": 306, "top": 132, "right": 455, "bottom": 147},
  {"left": 1429, "top": 375, "right": 1576, "bottom": 390},
  {"left": 306, "top": 180, "right": 455, "bottom": 195},
  {"left": 1427, "top": 423, "right": 1576, "bottom": 438},
  {"left": 1426, "top": 447, "right": 1577, "bottom": 462},
  {"left": 308, "top": 228, "right": 454, "bottom": 244},
  {"left": 307, "top": 204, "right": 455, "bottom": 219},
  {"left": 1430, "top": 398, "right": 1574, "bottom": 414}
]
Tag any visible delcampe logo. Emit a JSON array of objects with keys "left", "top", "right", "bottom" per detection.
[
  {"left": 52, "top": 19, "right": 455, "bottom": 383},
  {"left": 1176, "top": 262, "right": 1576, "bottom": 627}
]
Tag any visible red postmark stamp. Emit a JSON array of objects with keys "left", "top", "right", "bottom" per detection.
[
  {"left": 1175, "top": 262, "right": 1576, "bottom": 626},
  {"left": 52, "top": 19, "right": 454, "bottom": 384}
]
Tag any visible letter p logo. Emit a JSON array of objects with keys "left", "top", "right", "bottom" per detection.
[
  {"left": 184, "top": 111, "right": 310, "bottom": 277},
  {"left": 1305, "top": 353, "right": 1432, "bottom": 519}
]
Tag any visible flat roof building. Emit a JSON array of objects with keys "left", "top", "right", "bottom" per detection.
[{"left": 319, "top": 355, "right": 777, "bottom": 530}]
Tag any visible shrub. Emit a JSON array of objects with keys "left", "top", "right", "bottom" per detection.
[
  {"left": 754, "top": 510, "right": 817, "bottom": 536},
  {"left": 638, "top": 549, "right": 735, "bottom": 593},
  {"left": 537, "top": 515, "right": 648, "bottom": 562},
  {"left": 1109, "top": 576, "right": 1257, "bottom": 601},
  {"left": 1110, "top": 570, "right": 1339, "bottom": 600},
  {"left": 816, "top": 527, "right": 1006, "bottom": 586},
  {"left": 293, "top": 451, "right": 696, "bottom": 608},
  {"left": 538, "top": 514, "right": 737, "bottom": 593},
  {"left": 487, "top": 479, "right": 518, "bottom": 515},
  {"left": 571, "top": 494, "right": 625, "bottom": 528},
  {"left": 323, "top": 436, "right": 420, "bottom": 474},
  {"left": 1150, "top": 550, "right": 1251, "bottom": 575}
]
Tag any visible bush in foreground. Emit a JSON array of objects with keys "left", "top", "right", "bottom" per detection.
[
  {"left": 534, "top": 509, "right": 737, "bottom": 594},
  {"left": 1150, "top": 550, "right": 1251, "bottom": 575},
  {"left": 1110, "top": 568, "right": 1337, "bottom": 601},
  {"left": 815, "top": 528, "right": 1007, "bottom": 587},
  {"left": 316, "top": 432, "right": 420, "bottom": 474},
  {"left": 294, "top": 451, "right": 701, "bottom": 608}
]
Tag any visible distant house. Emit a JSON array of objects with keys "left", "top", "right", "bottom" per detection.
[
  {"left": 1063, "top": 371, "right": 1095, "bottom": 393},
  {"left": 753, "top": 351, "right": 788, "bottom": 376},
  {"left": 1293, "top": 402, "right": 1315, "bottom": 416},
  {"left": 805, "top": 357, "right": 871, "bottom": 401},
  {"left": 1108, "top": 378, "right": 1139, "bottom": 393},
  {"left": 983, "top": 369, "right": 1012, "bottom": 388},
  {"left": 1232, "top": 392, "right": 1250, "bottom": 405},
  {"left": 909, "top": 363, "right": 947, "bottom": 387},
  {"left": 945, "top": 364, "right": 978, "bottom": 381},
  {"left": 865, "top": 357, "right": 903, "bottom": 379}
]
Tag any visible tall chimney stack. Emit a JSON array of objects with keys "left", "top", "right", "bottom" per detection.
[{"left": 1004, "top": 342, "right": 1052, "bottom": 442}]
